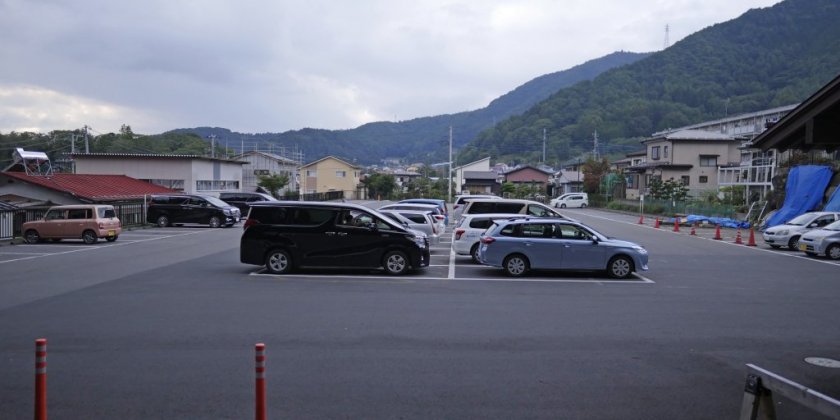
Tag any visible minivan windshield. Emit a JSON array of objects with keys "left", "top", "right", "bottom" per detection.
[{"left": 204, "top": 196, "right": 233, "bottom": 208}]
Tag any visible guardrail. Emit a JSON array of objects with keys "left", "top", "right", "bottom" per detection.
[{"left": 740, "top": 364, "right": 840, "bottom": 419}]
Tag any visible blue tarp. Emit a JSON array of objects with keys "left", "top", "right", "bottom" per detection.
[
  {"left": 683, "top": 215, "right": 750, "bottom": 229},
  {"left": 763, "top": 165, "right": 834, "bottom": 228},
  {"left": 825, "top": 185, "right": 840, "bottom": 212}
]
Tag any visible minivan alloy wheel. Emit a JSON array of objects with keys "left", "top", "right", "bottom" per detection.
[
  {"left": 265, "top": 249, "right": 292, "bottom": 274},
  {"left": 82, "top": 230, "right": 98, "bottom": 244},
  {"left": 156, "top": 216, "right": 169, "bottom": 227},
  {"left": 383, "top": 250, "right": 409, "bottom": 275},
  {"left": 24, "top": 230, "right": 41, "bottom": 244},
  {"left": 209, "top": 216, "right": 221, "bottom": 228}
]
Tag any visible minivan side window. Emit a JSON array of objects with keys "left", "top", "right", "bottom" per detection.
[
  {"left": 99, "top": 208, "right": 117, "bottom": 218},
  {"left": 291, "top": 208, "right": 332, "bottom": 225},
  {"left": 469, "top": 202, "right": 498, "bottom": 213},
  {"left": 68, "top": 209, "right": 92, "bottom": 219},
  {"left": 45, "top": 210, "right": 66, "bottom": 220},
  {"left": 495, "top": 203, "right": 523, "bottom": 213},
  {"left": 250, "top": 207, "right": 288, "bottom": 225}
]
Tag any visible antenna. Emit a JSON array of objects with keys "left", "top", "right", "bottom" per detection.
[{"left": 664, "top": 24, "right": 670, "bottom": 49}]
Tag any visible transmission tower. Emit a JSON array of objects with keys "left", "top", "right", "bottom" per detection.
[
  {"left": 592, "top": 130, "right": 600, "bottom": 161},
  {"left": 664, "top": 24, "right": 670, "bottom": 49}
]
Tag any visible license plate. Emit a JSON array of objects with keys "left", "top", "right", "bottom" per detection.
[
  {"left": 799, "top": 243, "right": 807, "bottom": 251},
  {"left": 107, "top": 230, "right": 115, "bottom": 236}
]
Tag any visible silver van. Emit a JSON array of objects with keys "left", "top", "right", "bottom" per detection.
[{"left": 460, "top": 199, "right": 570, "bottom": 221}]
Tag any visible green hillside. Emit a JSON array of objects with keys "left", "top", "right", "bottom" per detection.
[
  {"left": 173, "top": 51, "right": 649, "bottom": 164},
  {"left": 457, "top": 0, "right": 840, "bottom": 166}
]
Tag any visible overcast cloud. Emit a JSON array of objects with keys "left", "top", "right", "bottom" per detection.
[{"left": 0, "top": 0, "right": 780, "bottom": 135}]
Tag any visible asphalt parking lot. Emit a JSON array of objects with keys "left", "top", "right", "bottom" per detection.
[{"left": 1, "top": 208, "right": 838, "bottom": 419}]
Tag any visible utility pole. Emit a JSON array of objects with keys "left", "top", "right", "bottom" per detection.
[
  {"left": 542, "top": 128, "right": 546, "bottom": 164},
  {"left": 208, "top": 134, "right": 216, "bottom": 158},
  {"left": 83, "top": 125, "right": 89, "bottom": 153},
  {"left": 592, "top": 130, "right": 599, "bottom": 161},
  {"left": 448, "top": 126, "right": 453, "bottom": 204}
]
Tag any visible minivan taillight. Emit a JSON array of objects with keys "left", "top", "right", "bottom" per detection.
[
  {"left": 480, "top": 236, "right": 495, "bottom": 244},
  {"left": 243, "top": 218, "right": 259, "bottom": 230},
  {"left": 454, "top": 228, "right": 465, "bottom": 240}
]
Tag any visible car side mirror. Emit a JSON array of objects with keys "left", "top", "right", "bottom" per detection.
[
  {"left": 809, "top": 222, "right": 818, "bottom": 228},
  {"left": 366, "top": 222, "right": 378, "bottom": 231},
  {"left": 590, "top": 235, "right": 599, "bottom": 244}
]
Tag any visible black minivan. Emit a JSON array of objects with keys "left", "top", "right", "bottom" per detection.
[
  {"left": 219, "top": 191, "right": 278, "bottom": 214},
  {"left": 240, "top": 202, "right": 429, "bottom": 275},
  {"left": 147, "top": 194, "right": 241, "bottom": 228}
]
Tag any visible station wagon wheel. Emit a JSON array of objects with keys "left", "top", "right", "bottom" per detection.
[
  {"left": 470, "top": 243, "right": 481, "bottom": 263},
  {"left": 156, "top": 215, "right": 170, "bottom": 227},
  {"left": 82, "top": 230, "right": 98, "bottom": 244},
  {"left": 787, "top": 236, "right": 800, "bottom": 250},
  {"left": 209, "top": 216, "right": 221, "bottom": 228},
  {"left": 607, "top": 255, "right": 634, "bottom": 279},
  {"left": 503, "top": 254, "right": 529, "bottom": 277},
  {"left": 24, "top": 230, "right": 41, "bottom": 244},
  {"left": 265, "top": 249, "right": 292, "bottom": 274},
  {"left": 827, "top": 244, "right": 840, "bottom": 260},
  {"left": 383, "top": 250, "right": 409, "bottom": 275}
]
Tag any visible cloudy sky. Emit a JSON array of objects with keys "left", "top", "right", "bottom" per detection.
[{"left": 0, "top": 0, "right": 780, "bottom": 135}]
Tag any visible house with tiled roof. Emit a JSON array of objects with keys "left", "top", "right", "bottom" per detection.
[
  {"left": 0, "top": 172, "right": 177, "bottom": 205},
  {"left": 234, "top": 151, "right": 299, "bottom": 196},
  {"left": 71, "top": 153, "right": 246, "bottom": 195},
  {"left": 299, "top": 156, "right": 361, "bottom": 199}
]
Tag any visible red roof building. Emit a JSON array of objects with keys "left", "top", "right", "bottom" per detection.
[{"left": 0, "top": 172, "right": 177, "bottom": 204}]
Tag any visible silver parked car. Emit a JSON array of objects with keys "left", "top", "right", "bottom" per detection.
[
  {"left": 797, "top": 219, "right": 840, "bottom": 260},
  {"left": 477, "top": 217, "right": 648, "bottom": 278},
  {"left": 379, "top": 209, "right": 440, "bottom": 245},
  {"left": 762, "top": 211, "right": 840, "bottom": 249}
]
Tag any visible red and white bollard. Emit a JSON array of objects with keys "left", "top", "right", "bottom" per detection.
[
  {"left": 34, "top": 338, "right": 47, "bottom": 420},
  {"left": 255, "top": 343, "right": 266, "bottom": 420}
]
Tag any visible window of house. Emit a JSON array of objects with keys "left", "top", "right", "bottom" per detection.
[
  {"left": 336, "top": 170, "right": 346, "bottom": 178},
  {"left": 664, "top": 146, "right": 669, "bottom": 159},
  {"left": 699, "top": 176, "right": 708, "bottom": 183},
  {"left": 680, "top": 176, "right": 690, "bottom": 186},
  {"left": 196, "top": 180, "right": 240, "bottom": 191},
  {"left": 306, "top": 170, "right": 317, "bottom": 177},
  {"left": 699, "top": 156, "right": 718, "bottom": 167},
  {"left": 651, "top": 146, "right": 660, "bottom": 160}
]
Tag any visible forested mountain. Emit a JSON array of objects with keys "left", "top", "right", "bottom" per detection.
[
  {"left": 173, "top": 51, "right": 649, "bottom": 164},
  {"left": 457, "top": 0, "right": 840, "bottom": 166}
]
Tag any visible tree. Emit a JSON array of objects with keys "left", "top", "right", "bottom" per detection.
[
  {"left": 364, "top": 173, "right": 397, "bottom": 199},
  {"left": 257, "top": 173, "right": 289, "bottom": 198},
  {"left": 581, "top": 158, "right": 611, "bottom": 194}
]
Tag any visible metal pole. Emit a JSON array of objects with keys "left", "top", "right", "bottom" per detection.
[
  {"left": 448, "top": 126, "right": 453, "bottom": 203},
  {"left": 34, "top": 338, "right": 47, "bottom": 420},
  {"left": 255, "top": 343, "right": 266, "bottom": 420}
]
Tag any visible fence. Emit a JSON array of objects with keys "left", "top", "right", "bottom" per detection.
[
  {"left": 740, "top": 364, "right": 840, "bottom": 419},
  {"left": 2, "top": 201, "right": 148, "bottom": 240}
]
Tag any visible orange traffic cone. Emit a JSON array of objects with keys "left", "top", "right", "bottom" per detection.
[
  {"left": 734, "top": 228, "right": 743, "bottom": 244},
  {"left": 746, "top": 227, "right": 757, "bottom": 246},
  {"left": 673, "top": 218, "right": 680, "bottom": 232},
  {"left": 654, "top": 218, "right": 661, "bottom": 229},
  {"left": 713, "top": 225, "right": 722, "bottom": 240},
  {"left": 638, "top": 214, "right": 645, "bottom": 224},
  {"left": 690, "top": 224, "right": 697, "bottom": 236}
]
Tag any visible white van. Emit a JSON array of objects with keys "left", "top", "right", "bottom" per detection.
[
  {"left": 550, "top": 193, "right": 589, "bottom": 208},
  {"left": 460, "top": 198, "right": 571, "bottom": 220}
]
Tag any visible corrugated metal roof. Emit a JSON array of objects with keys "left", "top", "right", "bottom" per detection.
[
  {"left": 71, "top": 153, "right": 247, "bottom": 164},
  {"left": 1, "top": 172, "right": 178, "bottom": 201},
  {"left": 0, "top": 201, "right": 20, "bottom": 210}
]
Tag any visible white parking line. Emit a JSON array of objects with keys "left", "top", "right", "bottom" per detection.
[
  {"left": 565, "top": 209, "right": 840, "bottom": 267},
  {"left": 0, "top": 230, "right": 214, "bottom": 264},
  {"left": 249, "top": 270, "right": 653, "bottom": 284}
]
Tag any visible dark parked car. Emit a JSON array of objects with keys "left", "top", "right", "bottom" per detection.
[
  {"left": 219, "top": 191, "right": 279, "bottom": 214},
  {"left": 241, "top": 202, "right": 429, "bottom": 275},
  {"left": 147, "top": 194, "right": 241, "bottom": 228}
]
